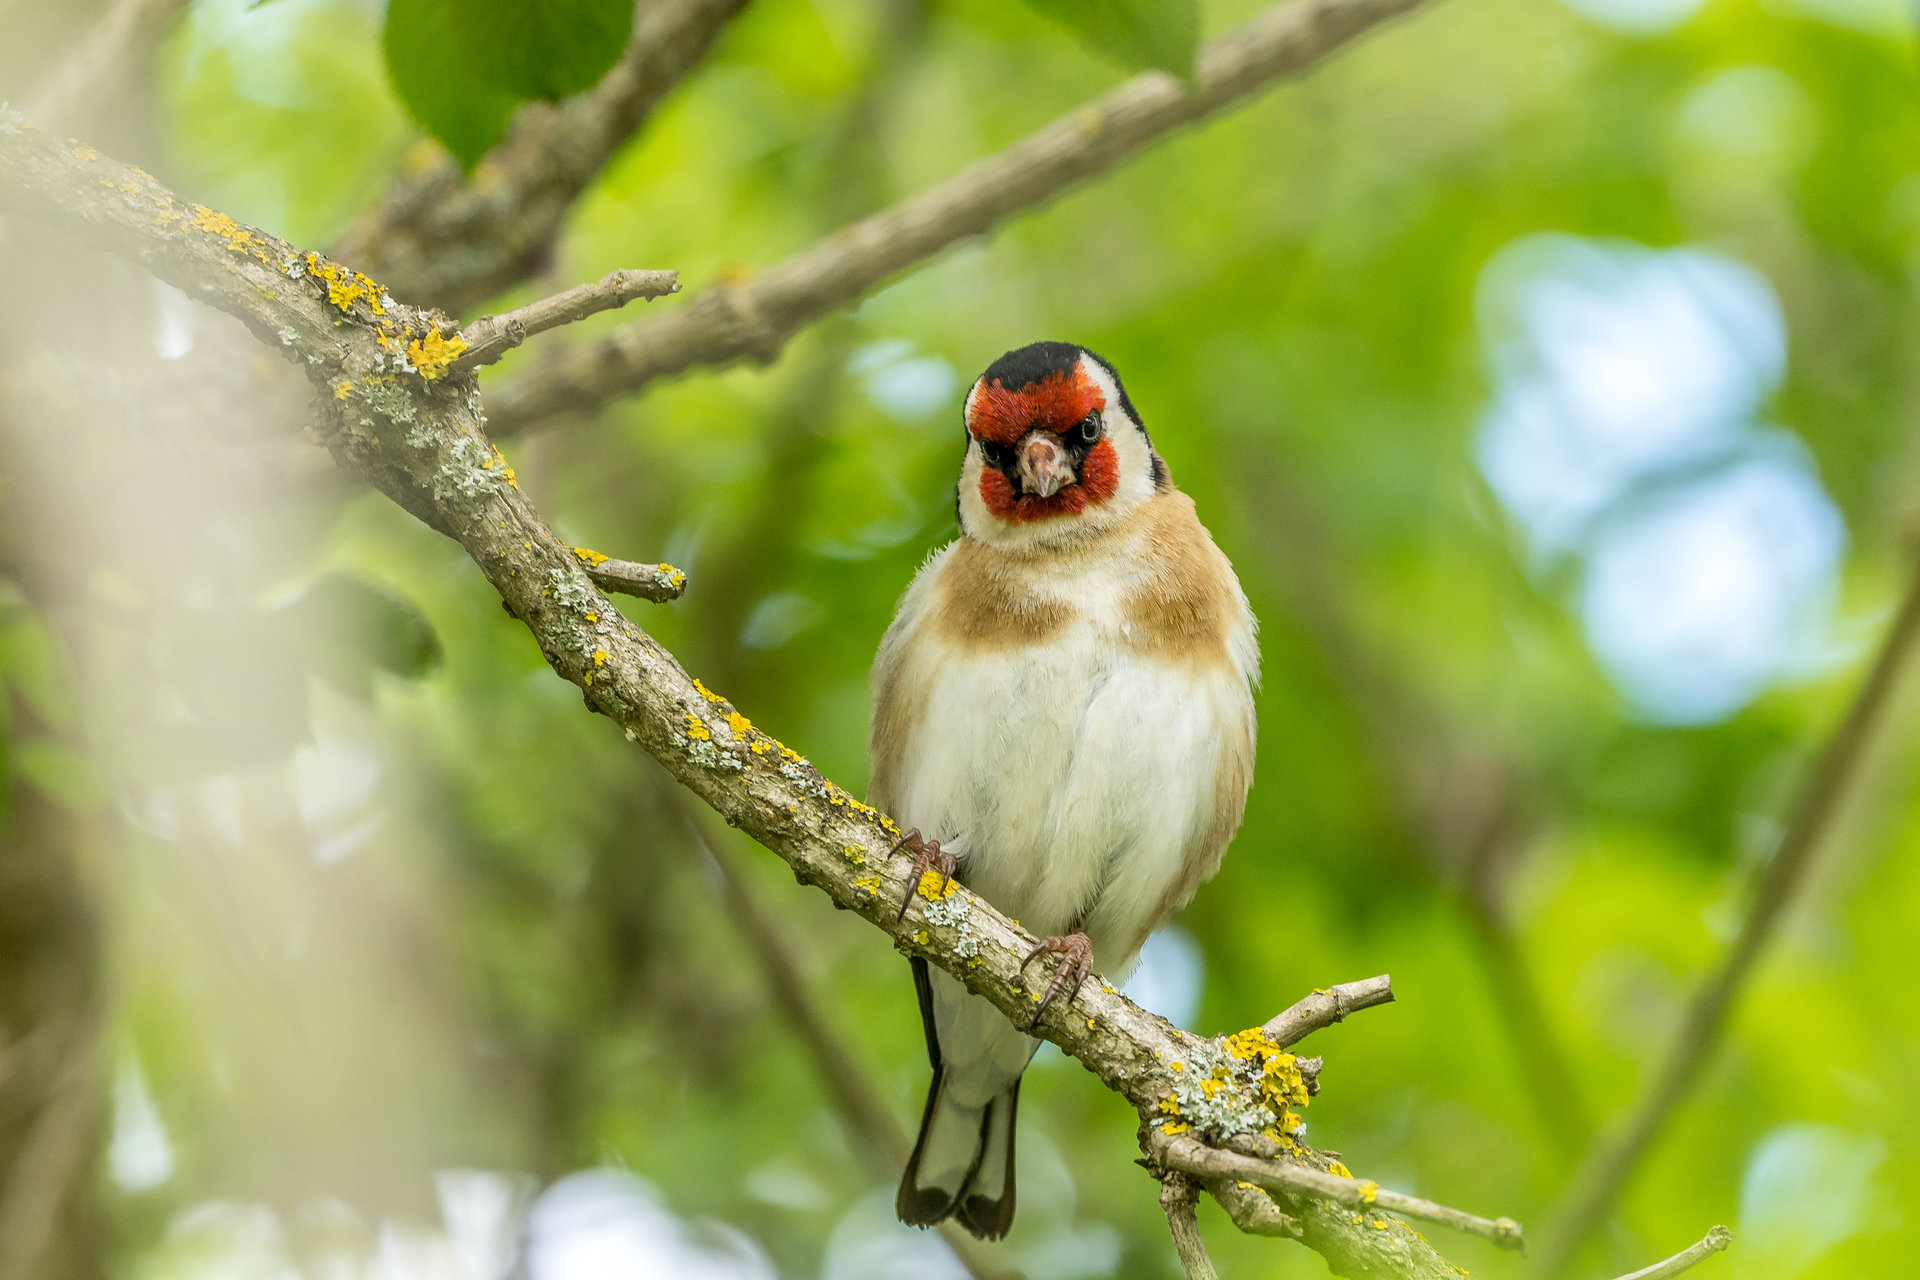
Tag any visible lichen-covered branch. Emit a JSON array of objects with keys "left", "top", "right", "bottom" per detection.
[
  {"left": 1537, "top": 566, "right": 1920, "bottom": 1274},
  {"left": 483, "top": 0, "right": 1431, "bottom": 432},
  {"left": 332, "top": 0, "right": 748, "bottom": 313},
  {"left": 0, "top": 120, "right": 1494, "bottom": 1280},
  {"left": 1610, "top": 1226, "right": 1732, "bottom": 1280},
  {"left": 455, "top": 269, "right": 680, "bottom": 369},
  {"left": 565, "top": 548, "right": 689, "bottom": 603},
  {"left": 1151, "top": 1130, "right": 1525, "bottom": 1251}
]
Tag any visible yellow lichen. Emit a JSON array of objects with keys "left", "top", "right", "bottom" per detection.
[
  {"left": 853, "top": 876, "right": 882, "bottom": 895},
  {"left": 660, "top": 565, "right": 685, "bottom": 589},
  {"left": 1328, "top": 1161, "right": 1352, "bottom": 1179},
  {"left": 684, "top": 715, "right": 710, "bottom": 742},
  {"left": 1357, "top": 1180, "right": 1379, "bottom": 1204},
  {"left": 333, "top": 380, "right": 353, "bottom": 401},
  {"left": 913, "top": 930, "right": 930, "bottom": 946},
  {"left": 191, "top": 205, "right": 255, "bottom": 254},
  {"left": 726, "top": 711, "right": 751, "bottom": 738},
  {"left": 572, "top": 546, "right": 610, "bottom": 566},
  {"left": 692, "top": 678, "right": 726, "bottom": 704},
  {"left": 841, "top": 845, "right": 865, "bottom": 866},
  {"left": 916, "top": 870, "right": 957, "bottom": 900},
  {"left": 407, "top": 328, "right": 467, "bottom": 380},
  {"left": 69, "top": 143, "right": 97, "bottom": 160},
  {"left": 593, "top": 650, "right": 608, "bottom": 666}
]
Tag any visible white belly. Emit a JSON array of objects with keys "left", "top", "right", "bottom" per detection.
[{"left": 888, "top": 617, "right": 1246, "bottom": 969}]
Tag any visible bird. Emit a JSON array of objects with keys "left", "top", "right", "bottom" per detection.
[{"left": 867, "top": 341, "right": 1258, "bottom": 1240}]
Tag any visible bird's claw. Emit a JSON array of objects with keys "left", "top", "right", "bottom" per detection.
[
  {"left": 891, "top": 828, "right": 956, "bottom": 923},
  {"left": 1020, "top": 930, "right": 1094, "bottom": 1029}
]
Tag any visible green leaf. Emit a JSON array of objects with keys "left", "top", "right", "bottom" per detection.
[
  {"left": 382, "top": 0, "right": 633, "bottom": 168},
  {"left": 383, "top": 0, "right": 521, "bottom": 168},
  {"left": 1017, "top": 0, "right": 1199, "bottom": 77},
  {"left": 464, "top": 0, "right": 635, "bottom": 102}
]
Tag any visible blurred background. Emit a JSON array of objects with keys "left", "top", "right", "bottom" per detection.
[{"left": 1, "top": 0, "right": 1918, "bottom": 1276}]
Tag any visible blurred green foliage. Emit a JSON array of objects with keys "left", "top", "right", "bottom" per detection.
[{"left": 15, "top": 0, "right": 1920, "bottom": 1275}]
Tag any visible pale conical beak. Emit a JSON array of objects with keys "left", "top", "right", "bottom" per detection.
[{"left": 1016, "top": 432, "right": 1075, "bottom": 498}]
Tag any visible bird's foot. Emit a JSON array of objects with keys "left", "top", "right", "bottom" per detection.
[
  {"left": 1020, "top": 930, "right": 1094, "bottom": 1029},
  {"left": 890, "top": 828, "right": 956, "bottom": 923}
]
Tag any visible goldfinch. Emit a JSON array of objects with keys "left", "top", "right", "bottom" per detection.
[{"left": 869, "top": 342, "right": 1259, "bottom": 1240}]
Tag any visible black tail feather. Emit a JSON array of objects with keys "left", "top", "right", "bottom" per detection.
[
  {"left": 897, "top": 957, "right": 1021, "bottom": 1239},
  {"left": 954, "top": 1079, "right": 1019, "bottom": 1240}
]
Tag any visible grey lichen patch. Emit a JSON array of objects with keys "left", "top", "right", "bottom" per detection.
[
  {"left": 432, "top": 435, "right": 508, "bottom": 509},
  {"left": 922, "top": 891, "right": 981, "bottom": 959},
  {"left": 547, "top": 570, "right": 593, "bottom": 613},
  {"left": 1168, "top": 1040, "right": 1280, "bottom": 1140},
  {"left": 353, "top": 378, "right": 420, "bottom": 439}
]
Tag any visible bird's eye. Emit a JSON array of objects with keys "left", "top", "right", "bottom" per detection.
[
  {"left": 977, "top": 438, "right": 1010, "bottom": 467},
  {"left": 1077, "top": 411, "right": 1101, "bottom": 445}
]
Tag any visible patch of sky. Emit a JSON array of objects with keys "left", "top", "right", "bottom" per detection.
[
  {"left": 109, "top": 1051, "right": 175, "bottom": 1193},
  {"left": 849, "top": 340, "right": 959, "bottom": 424},
  {"left": 1737, "top": 1124, "right": 1888, "bottom": 1277},
  {"left": 524, "top": 1169, "right": 776, "bottom": 1280},
  {"left": 1120, "top": 925, "right": 1204, "bottom": 1031},
  {"left": 1554, "top": 0, "right": 1705, "bottom": 36},
  {"left": 1475, "top": 234, "right": 1844, "bottom": 725}
]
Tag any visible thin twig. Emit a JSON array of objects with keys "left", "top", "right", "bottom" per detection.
[
  {"left": 1159, "top": 1174, "right": 1221, "bottom": 1280},
  {"left": 1538, "top": 566, "right": 1920, "bottom": 1274},
  {"left": 455, "top": 269, "right": 680, "bottom": 369},
  {"left": 567, "top": 549, "right": 686, "bottom": 602},
  {"left": 1610, "top": 1226, "right": 1733, "bottom": 1280},
  {"left": 1150, "top": 1130, "right": 1526, "bottom": 1252},
  {"left": 334, "top": 0, "right": 749, "bottom": 312},
  {"left": 1260, "top": 974, "right": 1394, "bottom": 1047},
  {"left": 484, "top": 0, "right": 1431, "bottom": 431}
]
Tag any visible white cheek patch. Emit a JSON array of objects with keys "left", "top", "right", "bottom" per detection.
[{"left": 1076, "top": 353, "right": 1156, "bottom": 506}]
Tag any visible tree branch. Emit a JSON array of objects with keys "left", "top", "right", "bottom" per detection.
[
  {"left": 1537, "top": 566, "right": 1920, "bottom": 1274},
  {"left": 0, "top": 122, "right": 1498, "bottom": 1280},
  {"left": 1261, "top": 975, "right": 1395, "bottom": 1047},
  {"left": 1160, "top": 1174, "right": 1221, "bottom": 1280},
  {"left": 332, "top": 0, "right": 748, "bottom": 313},
  {"left": 455, "top": 269, "right": 680, "bottom": 369},
  {"left": 1150, "top": 1130, "right": 1524, "bottom": 1252},
  {"left": 482, "top": 0, "right": 1432, "bottom": 433},
  {"left": 1611, "top": 1226, "right": 1732, "bottom": 1280}
]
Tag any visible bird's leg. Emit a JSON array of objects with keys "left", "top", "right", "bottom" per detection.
[
  {"left": 890, "top": 828, "right": 956, "bottom": 923},
  {"left": 1020, "top": 925, "right": 1093, "bottom": 1029}
]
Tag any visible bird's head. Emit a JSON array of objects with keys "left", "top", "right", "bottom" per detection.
[{"left": 957, "top": 342, "right": 1167, "bottom": 547}]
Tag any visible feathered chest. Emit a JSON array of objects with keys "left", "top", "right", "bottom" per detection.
[{"left": 869, "top": 493, "right": 1257, "bottom": 950}]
